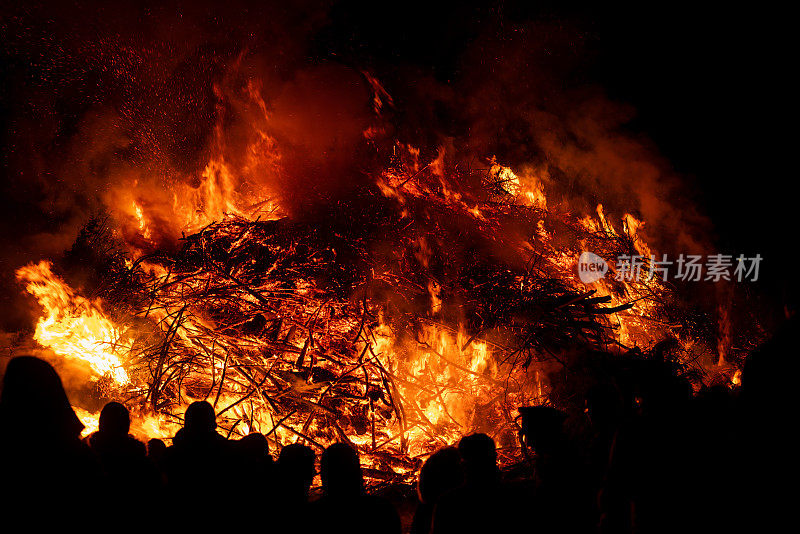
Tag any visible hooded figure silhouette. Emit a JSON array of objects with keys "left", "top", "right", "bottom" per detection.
[{"left": 0, "top": 356, "right": 101, "bottom": 522}]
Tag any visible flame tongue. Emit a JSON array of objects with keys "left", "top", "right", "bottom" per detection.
[{"left": 16, "top": 261, "right": 130, "bottom": 385}]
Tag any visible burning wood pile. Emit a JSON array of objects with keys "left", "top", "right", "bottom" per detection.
[{"left": 14, "top": 146, "right": 703, "bottom": 485}]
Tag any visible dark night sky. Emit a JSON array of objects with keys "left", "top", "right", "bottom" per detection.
[
  {"left": 326, "top": 0, "right": 796, "bottom": 316},
  {"left": 1, "top": 0, "right": 795, "bottom": 328},
  {"left": 322, "top": 0, "right": 793, "bottom": 280}
]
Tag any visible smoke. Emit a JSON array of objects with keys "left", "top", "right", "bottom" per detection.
[
  {"left": 0, "top": 0, "right": 332, "bottom": 328},
  {"left": 384, "top": 25, "right": 712, "bottom": 256},
  {"left": 1, "top": 1, "right": 712, "bottom": 332},
  {"left": 255, "top": 63, "right": 374, "bottom": 215}
]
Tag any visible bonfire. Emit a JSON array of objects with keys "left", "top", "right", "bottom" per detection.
[{"left": 12, "top": 77, "right": 721, "bottom": 487}]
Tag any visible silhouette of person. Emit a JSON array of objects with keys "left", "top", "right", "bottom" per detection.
[
  {"left": 232, "top": 431, "right": 275, "bottom": 517},
  {"left": 277, "top": 443, "right": 316, "bottom": 508},
  {"left": 162, "top": 400, "right": 231, "bottom": 523},
  {"left": 147, "top": 437, "right": 167, "bottom": 465},
  {"left": 521, "top": 407, "right": 593, "bottom": 533},
  {"left": 432, "top": 434, "right": 518, "bottom": 534},
  {"left": 0, "top": 356, "right": 101, "bottom": 523},
  {"left": 236, "top": 431, "right": 273, "bottom": 473},
  {"left": 410, "top": 446, "right": 463, "bottom": 534},
  {"left": 86, "top": 401, "right": 160, "bottom": 511},
  {"left": 680, "top": 385, "right": 739, "bottom": 533},
  {"left": 273, "top": 443, "right": 316, "bottom": 532},
  {"left": 599, "top": 356, "right": 694, "bottom": 534},
  {"left": 147, "top": 437, "right": 168, "bottom": 489},
  {"left": 737, "top": 311, "right": 799, "bottom": 533},
  {"left": 310, "top": 443, "right": 401, "bottom": 534}
]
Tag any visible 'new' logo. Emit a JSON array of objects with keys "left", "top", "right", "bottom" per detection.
[{"left": 577, "top": 252, "right": 608, "bottom": 284}]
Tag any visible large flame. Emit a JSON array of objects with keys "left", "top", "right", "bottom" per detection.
[
  {"left": 10, "top": 71, "right": 716, "bottom": 474},
  {"left": 13, "top": 151, "right": 674, "bottom": 455},
  {"left": 16, "top": 261, "right": 130, "bottom": 385}
]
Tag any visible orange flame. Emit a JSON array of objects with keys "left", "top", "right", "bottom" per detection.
[{"left": 15, "top": 261, "right": 130, "bottom": 384}]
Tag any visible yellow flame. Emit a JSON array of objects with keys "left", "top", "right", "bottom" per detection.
[
  {"left": 489, "top": 162, "right": 547, "bottom": 208},
  {"left": 367, "top": 322, "right": 504, "bottom": 456},
  {"left": 16, "top": 261, "right": 130, "bottom": 384}
]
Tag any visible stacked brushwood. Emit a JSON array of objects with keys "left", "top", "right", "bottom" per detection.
[{"left": 70, "top": 161, "right": 675, "bottom": 483}]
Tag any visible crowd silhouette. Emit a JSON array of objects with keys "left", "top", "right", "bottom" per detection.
[{"left": 0, "top": 313, "right": 794, "bottom": 532}]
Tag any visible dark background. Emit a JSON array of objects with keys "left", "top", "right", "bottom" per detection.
[
  {"left": 319, "top": 0, "right": 793, "bottom": 289},
  {"left": 1, "top": 1, "right": 794, "bottom": 330}
]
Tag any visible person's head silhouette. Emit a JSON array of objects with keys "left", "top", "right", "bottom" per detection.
[
  {"left": 320, "top": 443, "right": 362, "bottom": 498},
  {"left": 518, "top": 406, "right": 567, "bottom": 455},
  {"left": 183, "top": 401, "right": 217, "bottom": 435},
  {"left": 418, "top": 446, "right": 463, "bottom": 504},
  {"left": 98, "top": 401, "right": 130, "bottom": 438},
  {"left": 458, "top": 433, "right": 498, "bottom": 486},
  {"left": 279, "top": 442, "right": 316, "bottom": 493},
  {"left": 147, "top": 438, "right": 166, "bottom": 460},
  {"left": 239, "top": 432, "right": 270, "bottom": 459},
  {"left": 0, "top": 356, "right": 83, "bottom": 440}
]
